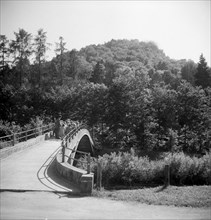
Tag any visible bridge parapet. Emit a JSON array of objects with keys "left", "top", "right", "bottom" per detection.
[
  {"left": 56, "top": 151, "right": 93, "bottom": 194},
  {"left": 0, "top": 124, "right": 54, "bottom": 159}
]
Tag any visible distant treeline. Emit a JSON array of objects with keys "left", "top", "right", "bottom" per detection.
[{"left": 0, "top": 29, "right": 211, "bottom": 154}]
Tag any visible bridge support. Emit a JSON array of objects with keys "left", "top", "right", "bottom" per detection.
[
  {"left": 80, "top": 173, "right": 94, "bottom": 194},
  {"left": 56, "top": 151, "right": 94, "bottom": 195}
]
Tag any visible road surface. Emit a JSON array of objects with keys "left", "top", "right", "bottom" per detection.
[
  {"left": 0, "top": 140, "right": 210, "bottom": 219},
  {"left": 0, "top": 140, "right": 79, "bottom": 193}
]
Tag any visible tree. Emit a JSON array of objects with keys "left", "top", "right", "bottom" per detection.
[
  {"left": 177, "top": 81, "right": 210, "bottom": 153},
  {"left": 90, "top": 60, "right": 105, "bottom": 84},
  {"left": 181, "top": 60, "right": 197, "bottom": 85},
  {"left": 68, "top": 49, "right": 78, "bottom": 79},
  {"left": 152, "top": 84, "right": 178, "bottom": 150},
  {"left": 34, "top": 29, "right": 49, "bottom": 88},
  {"left": 126, "top": 71, "right": 157, "bottom": 150},
  {"left": 0, "top": 35, "right": 10, "bottom": 69},
  {"left": 10, "top": 29, "right": 32, "bottom": 87},
  {"left": 78, "top": 83, "right": 108, "bottom": 126},
  {"left": 0, "top": 35, "right": 12, "bottom": 85},
  {"left": 76, "top": 56, "right": 93, "bottom": 80},
  {"left": 195, "top": 54, "right": 211, "bottom": 88},
  {"left": 156, "top": 61, "right": 168, "bottom": 70},
  {"left": 55, "top": 36, "right": 67, "bottom": 84},
  {"left": 104, "top": 61, "right": 116, "bottom": 86}
]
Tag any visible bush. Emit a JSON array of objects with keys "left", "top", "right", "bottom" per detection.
[
  {"left": 0, "top": 117, "right": 51, "bottom": 149},
  {"left": 166, "top": 151, "right": 211, "bottom": 185},
  {"left": 76, "top": 149, "right": 166, "bottom": 187},
  {"left": 76, "top": 150, "right": 211, "bottom": 187}
]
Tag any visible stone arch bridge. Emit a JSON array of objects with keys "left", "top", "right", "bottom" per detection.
[
  {"left": 0, "top": 124, "right": 96, "bottom": 195},
  {"left": 55, "top": 125, "right": 96, "bottom": 194}
]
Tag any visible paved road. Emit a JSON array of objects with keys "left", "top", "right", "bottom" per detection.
[
  {"left": 0, "top": 140, "right": 79, "bottom": 193},
  {"left": 1, "top": 191, "right": 210, "bottom": 219},
  {"left": 0, "top": 140, "right": 210, "bottom": 219}
]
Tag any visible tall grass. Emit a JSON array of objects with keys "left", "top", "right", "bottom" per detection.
[{"left": 76, "top": 150, "right": 211, "bottom": 187}]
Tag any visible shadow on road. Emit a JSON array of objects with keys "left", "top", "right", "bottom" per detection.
[
  {"left": 36, "top": 142, "right": 81, "bottom": 197},
  {"left": 0, "top": 189, "right": 81, "bottom": 198},
  {"left": 155, "top": 185, "right": 169, "bottom": 193}
]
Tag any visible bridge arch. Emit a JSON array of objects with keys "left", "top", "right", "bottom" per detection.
[
  {"left": 79, "top": 134, "right": 94, "bottom": 153},
  {"left": 64, "top": 128, "right": 94, "bottom": 165}
]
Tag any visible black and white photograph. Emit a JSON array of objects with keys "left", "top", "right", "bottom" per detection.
[{"left": 0, "top": 0, "right": 210, "bottom": 219}]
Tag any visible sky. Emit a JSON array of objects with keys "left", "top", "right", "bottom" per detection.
[{"left": 0, "top": 0, "right": 210, "bottom": 66}]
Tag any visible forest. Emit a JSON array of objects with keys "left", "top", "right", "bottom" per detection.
[{"left": 0, "top": 28, "right": 211, "bottom": 158}]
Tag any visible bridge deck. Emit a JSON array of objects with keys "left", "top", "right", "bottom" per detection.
[{"left": 0, "top": 140, "right": 80, "bottom": 193}]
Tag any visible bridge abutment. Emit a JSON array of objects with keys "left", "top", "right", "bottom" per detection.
[{"left": 56, "top": 152, "right": 94, "bottom": 195}]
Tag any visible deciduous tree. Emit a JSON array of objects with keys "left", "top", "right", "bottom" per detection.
[{"left": 181, "top": 60, "right": 197, "bottom": 85}]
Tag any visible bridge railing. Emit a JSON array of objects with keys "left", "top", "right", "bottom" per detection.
[
  {"left": 0, "top": 123, "right": 54, "bottom": 149},
  {"left": 61, "top": 123, "right": 91, "bottom": 174}
]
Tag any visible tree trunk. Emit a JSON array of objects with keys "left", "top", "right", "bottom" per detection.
[{"left": 38, "top": 58, "right": 41, "bottom": 88}]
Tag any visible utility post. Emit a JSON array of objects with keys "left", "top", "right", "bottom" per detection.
[
  {"left": 87, "top": 153, "right": 91, "bottom": 174},
  {"left": 164, "top": 164, "right": 170, "bottom": 186},
  {"left": 25, "top": 130, "right": 27, "bottom": 141},
  {"left": 97, "top": 160, "right": 102, "bottom": 190},
  {"left": 12, "top": 133, "right": 15, "bottom": 146},
  {"left": 165, "top": 128, "right": 176, "bottom": 187}
]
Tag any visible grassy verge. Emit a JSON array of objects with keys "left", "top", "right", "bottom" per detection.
[{"left": 92, "top": 185, "right": 211, "bottom": 208}]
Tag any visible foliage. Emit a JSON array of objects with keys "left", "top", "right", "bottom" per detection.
[
  {"left": 176, "top": 81, "right": 211, "bottom": 153},
  {"left": 77, "top": 151, "right": 211, "bottom": 187},
  {"left": 0, "top": 116, "right": 46, "bottom": 149},
  {"left": 181, "top": 60, "right": 197, "bottom": 85},
  {"left": 166, "top": 151, "right": 211, "bottom": 185},
  {"left": 0, "top": 31, "right": 210, "bottom": 157}
]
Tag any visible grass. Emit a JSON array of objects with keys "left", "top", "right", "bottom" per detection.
[{"left": 92, "top": 185, "right": 211, "bottom": 208}]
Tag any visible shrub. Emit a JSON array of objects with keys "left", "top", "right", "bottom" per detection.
[
  {"left": 0, "top": 117, "right": 51, "bottom": 149},
  {"left": 166, "top": 151, "right": 211, "bottom": 185},
  {"left": 76, "top": 150, "right": 211, "bottom": 187}
]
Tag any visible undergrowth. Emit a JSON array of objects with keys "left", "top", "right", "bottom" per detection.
[{"left": 77, "top": 149, "right": 211, "bottom": 186}]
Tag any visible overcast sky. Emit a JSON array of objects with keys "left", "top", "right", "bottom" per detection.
[{"left": 1, "top": 0, "right": 210, "bottom": 66}]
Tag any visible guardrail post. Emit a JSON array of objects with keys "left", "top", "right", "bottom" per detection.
[
  {"left": 97, "top": 161, "right": 102, "bottom": 190},
  {"left": 65, "top": 138, "right": 68, "bottom": 148},
  {"left": 25, "top": 131, "right": 27, "bottom": 141},
  {"left": 164, "top": 164, "right": 170, "bottom": 186},
  {"left": 12, "top": 133, "right": 15, "bottom": 146},
  {"left": 87, "top": 153, "right": 91, "bottom": 174},
  {"left": 62, "top": 142, "right": 65, "bottom": 163}
]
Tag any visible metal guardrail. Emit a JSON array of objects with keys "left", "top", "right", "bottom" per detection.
[
  {"left": 0, "top": 124, "right": 54, "bottom": 148},
  {"left": 61, "top": 123, "right": 91, "bottom": 174}
]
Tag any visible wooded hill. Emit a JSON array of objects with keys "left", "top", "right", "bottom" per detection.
[{"left": 0, "top": 30, "right": 211, "bottom": 155}]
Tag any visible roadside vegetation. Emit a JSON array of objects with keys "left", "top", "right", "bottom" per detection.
[
  {"left": 77, "top": 150, "right": 211, "bottom": 187},
  {"left": 92, "top": 185, "right": 211, "bottom": 208}
]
